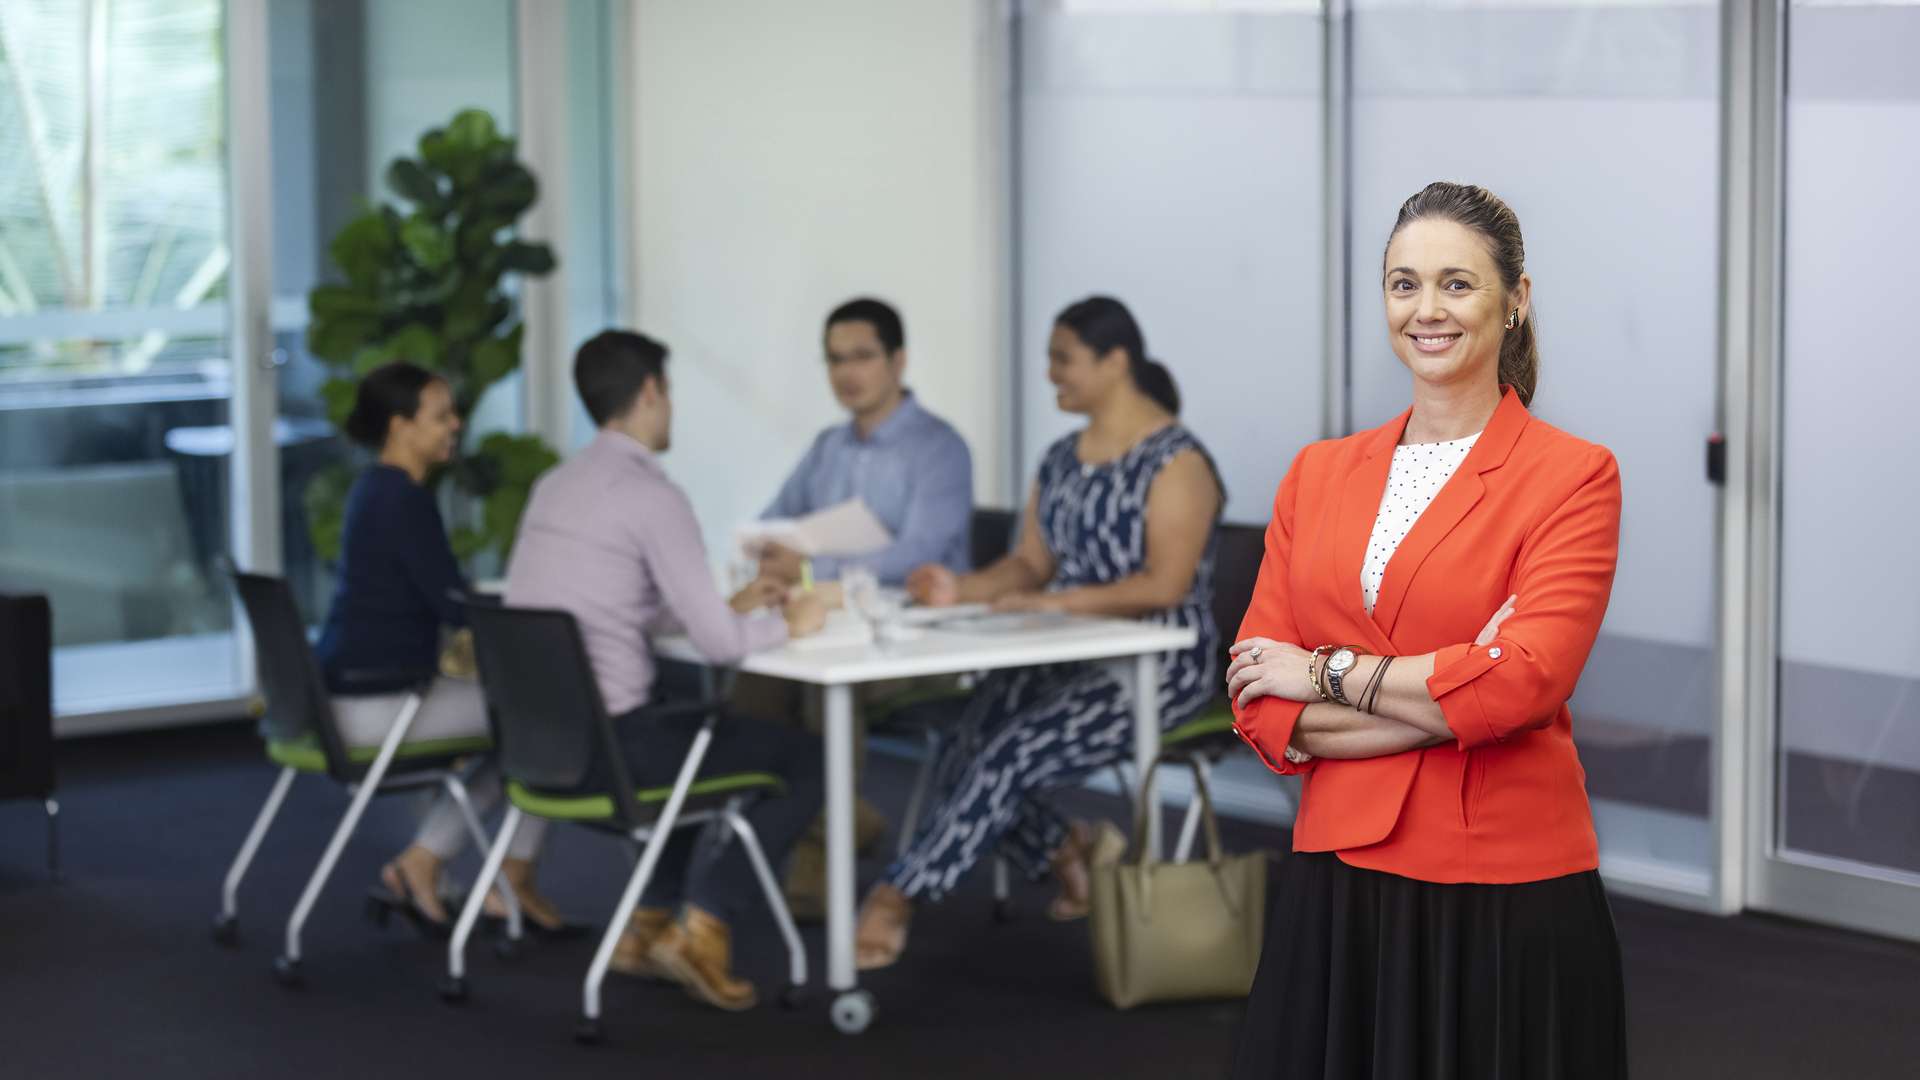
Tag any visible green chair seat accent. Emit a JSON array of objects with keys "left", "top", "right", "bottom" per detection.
[
  {"left": 266, "top": 734, "right": 494, "bottom": 774},
  {"left": 506, "top": 773, "right": 786, "bottom": 822},
  {"left": 1163, "top": 704, "right": 1235, "bottom": 749}
]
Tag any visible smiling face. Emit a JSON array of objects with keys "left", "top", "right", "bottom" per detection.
[
  {"left": 1382, "top": 217, "right": 1529, "bottom": 393},
  {"left": 1045, "top": 323, "right": 1127, "bottom": 415},
  {"left": 389, "top": 378, "right": 460, "bottom": 465}
]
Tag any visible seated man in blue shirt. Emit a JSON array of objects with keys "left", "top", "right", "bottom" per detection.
[
  {"left": 755, "top": 297, "right": 973, "bottom": 587},
  {"left": 741, "top": 297, "right": 977, "bottom": 918}
]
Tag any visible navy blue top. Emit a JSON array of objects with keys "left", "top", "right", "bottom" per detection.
[{"left": 314, "top": 465, "right": 467, "bottom": 694}]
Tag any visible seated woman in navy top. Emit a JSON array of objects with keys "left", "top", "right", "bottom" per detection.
[{"left": 315, "top": 362, "right": 569, "bottom": 937}]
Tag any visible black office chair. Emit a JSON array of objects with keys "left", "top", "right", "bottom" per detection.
[
  {"left": 1159, "top": 521, "right": 1276, "bottom": 861},
  {"left": 449, "top": 602, "right": 807, "bottom": 1044},
  {"left": 219, "top": 571, "right": 520, "bottom": 983},
  {"left": 0, "top": 594, "right": 57, "bottom": 880}
]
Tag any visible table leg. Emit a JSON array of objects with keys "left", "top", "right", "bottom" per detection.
[
  {"left": 1132, "top": 651, "right": 1162, "bottom": 859},
  {"left": 823, "top": 683, "right": 857, "bottom": 994}
]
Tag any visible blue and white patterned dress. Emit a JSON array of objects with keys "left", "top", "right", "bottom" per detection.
[{"left": 884, "top": 424, "right": 1222, "bottom": 900}]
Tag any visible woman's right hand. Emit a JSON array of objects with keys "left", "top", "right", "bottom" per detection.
[
  {"left": 906, "top": 564, "right": 960, "bottom": 608},
  {"left": 784, "top": 591, "right": 829, "bottom": 637}
]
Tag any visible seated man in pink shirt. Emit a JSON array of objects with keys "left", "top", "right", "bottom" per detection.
[{"left": 505, "top": 330, "right": 827, "bottom": 1011}]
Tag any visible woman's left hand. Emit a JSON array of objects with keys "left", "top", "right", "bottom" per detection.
[
  {"left": 992, "top": 591, "right": 1065, "bottom": 614},
  {"left": 1226, "top": 637, "right": 1316, "bottom": 707}
]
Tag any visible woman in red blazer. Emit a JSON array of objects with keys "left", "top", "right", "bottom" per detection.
[{"left": 1227, "top": 182, "right": 1627, "bottom": 1079}]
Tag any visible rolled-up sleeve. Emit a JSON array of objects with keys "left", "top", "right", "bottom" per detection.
[
  {"left": 1233, "top": 448, "right": 1315, "bottom": 776},
  {"left": 1428, "top": 448, "right": 1621, "bottom": 750}
]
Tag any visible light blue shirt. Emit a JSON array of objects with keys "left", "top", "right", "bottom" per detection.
[{"left": 762, "top": 392, "right": 973, "bottom": 585}]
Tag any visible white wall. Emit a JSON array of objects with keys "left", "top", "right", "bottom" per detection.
[
  {"left": 627, "top": 0, "right": 1009, "bottom": 548},
  {"left": 1016, "top": 7, "right": 1325, "bottom": 525}
]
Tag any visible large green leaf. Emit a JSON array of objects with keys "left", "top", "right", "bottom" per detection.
[
  {"left": 307, "top": 313, "right": 380, "bottom": 366},
  {"left": 329, "top": 211, "right": 394, "bottom": 288},
  {"left": 384, "top": 323, "right": 445, "bottom": 370},
  {"left": 320, "top": 377, "right": 358, "bottom": 429},
  {"left": 499, "top": 241, "right": 556, "bottom": 276},
  {"left": 308, "top": 284, "right": 382, "bottom": 320},
  {"left": 468, "top": 326, "right": 521, "bottom": 396},
  {"left": 400, "top": 215, "right": 454, "bottom": 272},
  {"left": 386, "top": 157, "right": 440, "bottom": 207},
  {"left": 475, "top": 164, "right": 537, "bottom": 216},
  {"left": 445, "top": 109, "right": 499, "bottom": 153}
]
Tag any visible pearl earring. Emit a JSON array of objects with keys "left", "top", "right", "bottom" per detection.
[{"left": 1505, "top": 310, "right": 1520, "bottom": 330}]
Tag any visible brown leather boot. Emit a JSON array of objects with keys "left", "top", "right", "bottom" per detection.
[
  {"left": 647, "top": 905, "right": 758, "bottom": 1011},
  {"left": 608, "top": 906, "right": 675, "bottom": 979}
]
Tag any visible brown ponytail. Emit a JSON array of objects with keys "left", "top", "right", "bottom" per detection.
[{"left": 1386, "top": 181, "right": 1539, "bottom": 406}]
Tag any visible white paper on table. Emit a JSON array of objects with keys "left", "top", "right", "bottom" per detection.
[
  {"left": 735, "top": 498, "right": 893, "bottom": 559},
  {"left": 933, "top": 611, "right": 1078, "bottom": 635},
  {"left": 892, "top": 602, "right": 992, "bottom": 627}
]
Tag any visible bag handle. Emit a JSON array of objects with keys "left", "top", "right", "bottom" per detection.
[
  {"left": 1123, "top": 751, "right": 1244, "bottom": 922},
  {"left": 1128, "top": 751, "right": 1226, "bottom": 870}
]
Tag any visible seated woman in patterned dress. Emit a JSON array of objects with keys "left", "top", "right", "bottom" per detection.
[{"left": 854, "top": 295, "right": 1224, "bottom": 970}]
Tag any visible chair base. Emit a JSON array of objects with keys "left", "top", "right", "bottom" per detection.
[{"left": 271, "top": 955, "right": 302, "bottom": 987}]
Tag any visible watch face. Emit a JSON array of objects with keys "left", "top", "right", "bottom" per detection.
[{"left": 1328, "top": 649, "right": 1356, "bottom": 673}]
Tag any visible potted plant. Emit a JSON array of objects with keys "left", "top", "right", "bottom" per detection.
[{"left": 303, "top": 108, "right": 558, "bottom": 567}]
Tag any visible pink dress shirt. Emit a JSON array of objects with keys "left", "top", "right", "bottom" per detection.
[{"left": 505, "top": 430, "right": 787, "bottom": 715}]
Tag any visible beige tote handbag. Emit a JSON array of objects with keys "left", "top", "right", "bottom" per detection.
[{"left": 1089, "top": 753, "right": 1273, "bottom": 1009}]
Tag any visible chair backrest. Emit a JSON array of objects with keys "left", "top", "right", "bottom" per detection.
[
  {"left": 465, "top": 603, "right": 639, "bottom": 822},
  {"left": 1211, "top": 522, "right": 1267, "bottom": 653},
  {"left": 232, "top": 571, "right": 349, "bottom": 777},
  {"left": 970, "top": 507, "right": 1016, "bottom": 570},
  {"left": 0, "top": 594, "right": 54, "bottom": 800}
]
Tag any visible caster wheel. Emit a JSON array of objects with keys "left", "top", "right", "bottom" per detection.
[
  {"left": 830, "top": 989, "right": 876, "bottom": 1034},
  {"left": 212, "top": 914, "right": 239, "bottom": 947},
  {"left": 992, "top": 898, "right": 1016, "bottom": 924},
  {"left": 780, "top": 985, "right": 810, "bottom": 1011},
  {"left": 493, "top": 937, "right": 523, "bottom": 963},
  {"left": 271, "top": 956, "right": 302, "bottom": 987},
  {"left": 574, "top": 1017, "right": 604, "bottom": 1046},
  {"left": 439, "top": 975, "right": 469, "bottom": 1003}
]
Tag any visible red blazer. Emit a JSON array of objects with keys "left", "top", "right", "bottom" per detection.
[{"left": 1232, "top": 387, "right": 1621, "bottom": 884}]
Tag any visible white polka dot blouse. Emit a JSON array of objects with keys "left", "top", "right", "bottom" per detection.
[{"left": 1361, "top": 432, "right": 1481, "bottom": 615}]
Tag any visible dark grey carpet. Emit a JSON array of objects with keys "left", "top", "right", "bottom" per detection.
[{"left": 1, "top": 722, "right": 1917, "bottom": 1079}]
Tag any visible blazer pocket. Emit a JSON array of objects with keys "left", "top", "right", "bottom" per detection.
[{"left": 1459, "top": 750, "right": 1489, "bottom": 828}]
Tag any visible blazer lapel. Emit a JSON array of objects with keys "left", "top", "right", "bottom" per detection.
[
  {"left": 1370, "top": 387, "right": 1531, "bottom": 639},
  {"left": 1331, "top": 408, "right": 1409, "bottom": 655}
]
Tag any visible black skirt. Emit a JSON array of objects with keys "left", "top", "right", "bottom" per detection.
[{"left": 1231, "top": 852, "right": 1627, "bottom": 1080}]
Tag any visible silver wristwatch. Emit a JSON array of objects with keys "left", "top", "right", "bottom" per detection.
[{"left": 1325, "top": 647, "right": 1358, "bottom": 706}]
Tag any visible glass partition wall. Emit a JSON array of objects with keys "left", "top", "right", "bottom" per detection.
[
  {"left": 0, "top": 0, "right": 621, "bottom": 724},
  {"left": 1012, "top": 0, "right": 1920, "bottom": 937}
]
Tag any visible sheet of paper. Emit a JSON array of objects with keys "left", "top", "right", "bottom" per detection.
[
  {"left": 736, "top": 498, "right": 893, "bottom": 558},
  {"left": 892, "top": 602, "right": 992, "bottom": 627}
]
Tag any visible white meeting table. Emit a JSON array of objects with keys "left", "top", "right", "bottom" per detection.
[{"left": 653, "top": 611, "right": 1196, "bottom": 1034}]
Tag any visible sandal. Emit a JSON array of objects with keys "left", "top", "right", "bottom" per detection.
[
  {"left": 855, "top": 884, "right": 913, "bottom": 971},
  {"left": 1046, "top": 820, "right": 1096, "bottom": 922},
  {"left": 367, "top": 860, "right": 452, "bottom": 940}
]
